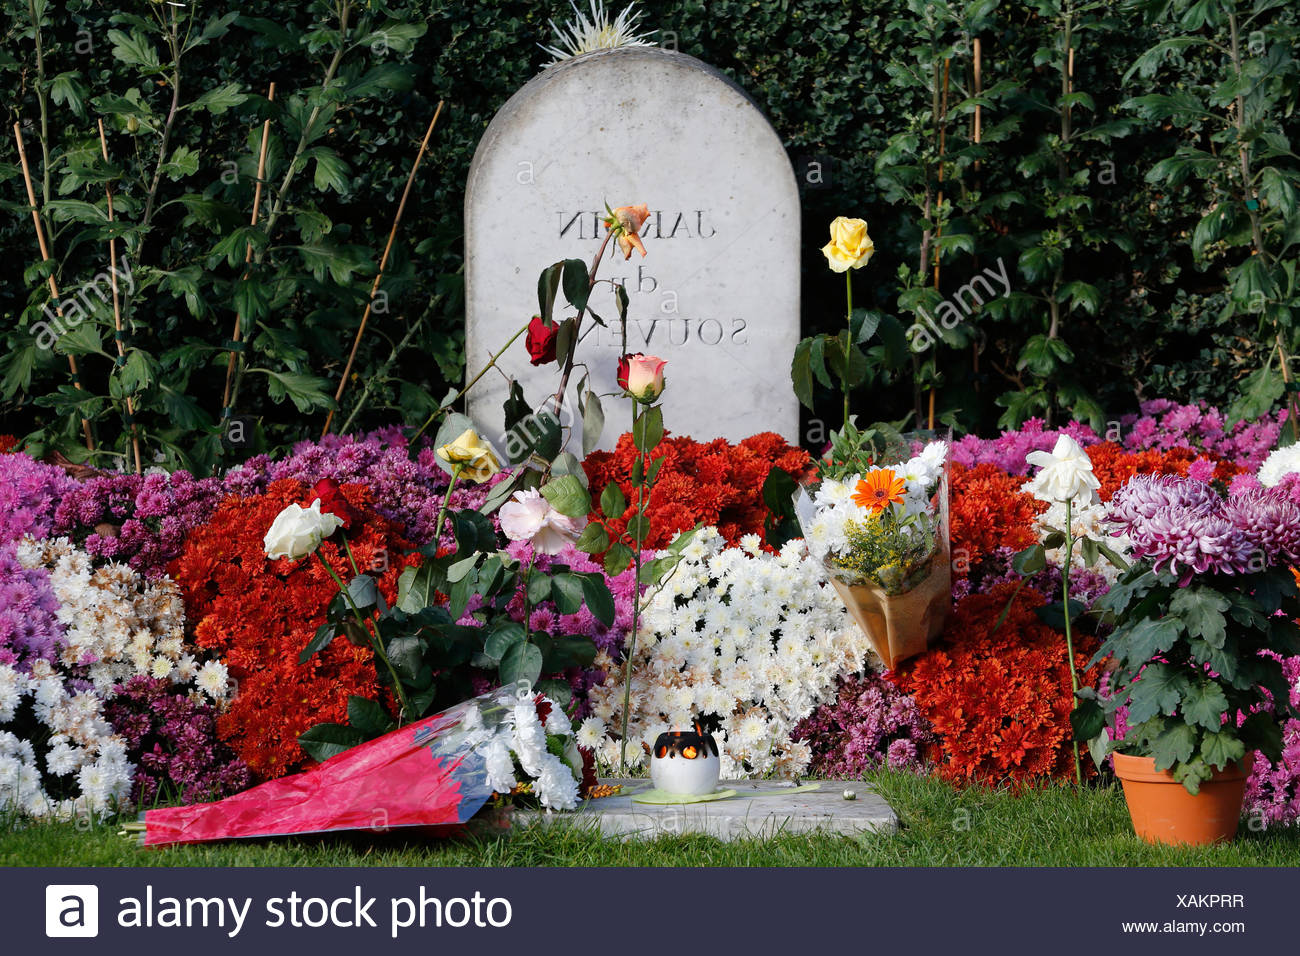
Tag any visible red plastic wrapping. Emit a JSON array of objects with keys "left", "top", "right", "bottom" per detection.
[{"left": 142, "top": 689, "right": 514, "bottom": 847}]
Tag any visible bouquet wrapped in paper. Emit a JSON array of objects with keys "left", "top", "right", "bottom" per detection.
[
  {"left": 796, "top": 432, "right": 951, "bottom": 670},
  {"left": 140, "top": 683, "right": 591, "bottom": 847}
]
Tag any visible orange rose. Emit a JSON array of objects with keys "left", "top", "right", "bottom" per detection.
[{"left": 605, "top": 203, "right": 650, "bottom": 259}]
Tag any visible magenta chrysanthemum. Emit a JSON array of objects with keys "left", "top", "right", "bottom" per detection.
[
  {"left": 1222, "top": 488, "right": 1300, "bottom": 566},
  {"left": 0, "top": 452, "right": 77, "bottom": 546},
  {"left": 1134, "top": 508, "right": 1255, "bottom": 581},
  {"left": 1107, "top": 475, "right": 1222, "bottom": 532}
]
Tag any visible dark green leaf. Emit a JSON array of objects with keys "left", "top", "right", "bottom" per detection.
[
  {"left": 298, "top": 722, "right": 365, "bottom": 763},
  {"left": 541, "top": 475, "right": 591, "bottom": 518},
  {"left": 346, "top": 695, "right": 393, "bottom": 737},
  {"left": 499, "top": 641, "right": 543, "bottom": 687},
  {"left": 550, "top": 573, "right": 585, "bottom": 615},
  {"left": 581, "top": 573, "right": 616, "bottom": 626}
]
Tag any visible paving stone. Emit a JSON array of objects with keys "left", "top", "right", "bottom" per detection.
[{"left": 514, "top": 779, "right": 897, "bottom": 841}]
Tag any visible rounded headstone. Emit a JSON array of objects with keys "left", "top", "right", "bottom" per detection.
[{"left": 465, "top": 46, "right": 800, "bottom": 452}]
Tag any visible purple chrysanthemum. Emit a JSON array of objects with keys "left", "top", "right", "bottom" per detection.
[
  {"left": 224, "top": 429, "right": 456, "bottom": 544},
  {"left": 0, "top": 542, "right": 65, "bottom": 670},
  {"left": 1109, "top": 475, "right": 1293, "bottom": 580},
  {"left": 1222, "top": 488, "right": 1300, "bottom": 566},
  {"left": 1133, "top": 508, "right": 1256, "bottom": 581},
  {"left": 103, "top": 675, "right": 252, "bottom": 807},
  {"left": 792, "top": 672, "right": 934, "bottom": 777},
  {"left": 50, "top": 470, "right": 226, "bottom": 578},
  {"left": 1107, "top": 475, "right": 1222, "bottom": 534},
  {"left": 0, "top": 453, "right": 78, "bottom": 546}
]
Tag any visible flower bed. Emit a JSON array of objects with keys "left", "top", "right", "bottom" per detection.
[{"left": 2, "top": 408, "right": 1298, "bottom": 824}]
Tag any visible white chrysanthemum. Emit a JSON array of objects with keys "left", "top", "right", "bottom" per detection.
[
  {"left": 814, "top": 477, "right": 858, "bottom": 509},
  {"left": 589, "top": 526, "right": 872, "bottom": 777},
  {"left": 17, "top": 537, "right": 207, "bottom": 698},
  {"left": 540, "top": 0, "right": 654, "bottom": 63},
  {"left": 543, "top": 703, "right": 572, "bottom": 737},
  {"left": 45, "top": 741, "right": 82, "bottom": 777},
  {"left": 196, "top": 660, "right": 230, "bottom": 701},
  {"left": 175, "top": 654, "right": 199, "bottom": 681},
  {"left": 1030, "top": 496, "right": 1133, "bottom": 585},
  {"left": 920, "top": 440, "right": 949, "bottom": 473},
  {"left": 0, "top": 665, "right": 25, "bottom": 722},
  {"left": 575, "top": 716, "right": 605, "bottom": 751},
  {"left": 1259, "top": 444, "right": 1300, "bottom": 487},
  {"left": 511, "top": 702, "right": 548, "bottom": 777}
]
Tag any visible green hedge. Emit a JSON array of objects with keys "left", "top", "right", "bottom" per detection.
[{"left": 2, "top": 0, "right": 1295, "bottom": 468}]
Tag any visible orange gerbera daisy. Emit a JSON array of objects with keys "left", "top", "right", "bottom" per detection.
[{"left": 853, "top": 469, "right": 907, "bottom": 513}]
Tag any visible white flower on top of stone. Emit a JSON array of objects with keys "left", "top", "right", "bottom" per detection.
[{"left": 540, "top": 0, "right": 654, "bottom": 64}]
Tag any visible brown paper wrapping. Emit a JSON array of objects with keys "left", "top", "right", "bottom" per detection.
[{"left": 828, "top": 546, "right": 952, "bottom": 671}]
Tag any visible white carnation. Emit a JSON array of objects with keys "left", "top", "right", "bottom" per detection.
[
  {"left": 482, "top": 735, "right": 518, "bottom": 795},
  {"left": 532, "top": 753, "right": 580, "bottom": 811}
]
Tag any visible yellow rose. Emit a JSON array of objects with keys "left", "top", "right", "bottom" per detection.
[
  {"left": 437, "top": 428, "right": 502, "bottom": 483},
  {"left": 821, "top": 216, "right": 875, "bottom": 273}
]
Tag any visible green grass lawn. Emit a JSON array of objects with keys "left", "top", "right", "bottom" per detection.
[{"left": 4, "top": 771, "right": 1298, "bottom": 867}]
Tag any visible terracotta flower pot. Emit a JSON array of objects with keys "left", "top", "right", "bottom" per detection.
[{"left": 1112, "top": 751, "right": 1255, "bottom": 847}]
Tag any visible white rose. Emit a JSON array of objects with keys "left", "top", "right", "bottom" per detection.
[
  {"left": 498, "top": 489, "right": 585, "bottom": 555},
  {"left": 1024, "top": 435, "right": 1100, "bottom": 505},
  {"left": 263, "top": 500, "right": 344, "bottom": 560}
]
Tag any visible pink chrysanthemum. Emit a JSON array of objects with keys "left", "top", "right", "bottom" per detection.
[{"left": 1223, "top": 488, "right": 1300, "bottom": 566}]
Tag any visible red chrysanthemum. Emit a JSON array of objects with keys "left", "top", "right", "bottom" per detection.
[
  {"left": 892, "top": 583, "right": 1101, "bottom": 787},
  {"left": 583, "top": 431, "right": 810, "bottom": 550},
  {"left": 949, "top": 463, "right": 1044, "bottom": 573},
  {"left": 170, "top": 478, "right": 419, "bottom": 780}
]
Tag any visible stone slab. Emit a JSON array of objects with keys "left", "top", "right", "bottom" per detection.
[
  {"left": 464, "top": 46, "right": 801, "bottom": 452},
  {"left": 514, "top": 779, "right": 897, "bottom": 841}
]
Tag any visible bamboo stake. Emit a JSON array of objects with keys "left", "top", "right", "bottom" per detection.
[
  {"left": 933, "top": 57, "right": 951, "bottom": 293},
  {"left": 972, "top": 37, "right": 983, "bottom": 392},
  {"left": 973, "top": 38, "right": 983, "bottom": 163},
  {"left": 321, "top": 100, "right": 445, "bottom": 438},
  {"left": 14, "top": 122, "right": 95, "bottom": 453},
  {"left": 1066, "top": 47, "right": 1075, "bottom": 141},
  {"left": 221, "top": 82, "right": 276, "bottom": 420},
  {"left": 98, "top": 119, "right": 142, "bottom": 474},
  {"left": 928, "top": 58, "right": 952, "bottom": 431}
]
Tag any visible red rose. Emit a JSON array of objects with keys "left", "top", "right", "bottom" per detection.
[
  {"left": 526, "top": 315, "right": 559, "bottom": 366},
  {"left": 309, "top": 478, "right": 361, "bottom": 530}
]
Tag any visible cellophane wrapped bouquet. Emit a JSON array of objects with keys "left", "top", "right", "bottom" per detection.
[{"left": 797, "top": 424, "right": 952, "bottom": 669}]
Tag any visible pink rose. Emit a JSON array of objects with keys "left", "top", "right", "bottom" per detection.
[
  {"left": 617, "top": 353, "right": 666, "bottom": 404},
  {"left": 499, "top": 489, "right": 585, "bottom": 555}
]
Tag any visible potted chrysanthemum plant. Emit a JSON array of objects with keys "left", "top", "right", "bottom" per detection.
[{"left": 1088, "top": 476, "right": 1300, "bottom": 845}]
